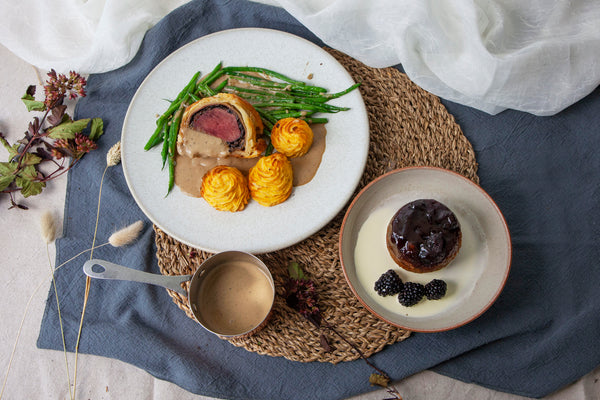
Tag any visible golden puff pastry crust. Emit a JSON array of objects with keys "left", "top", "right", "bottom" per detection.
[
  {"left": 179, "top": 93, "right": 266, "bottom": 159},
  {"left": 270, "top": 118, "right": 314, "bottom": 158},
  {"left": 201, "top": 165, "right": 250, "bottom": 212},
  {"left": 248, "top": 153, "right": 293, "bottom": 207}
]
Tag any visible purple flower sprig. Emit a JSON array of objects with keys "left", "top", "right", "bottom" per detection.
[
  {"left": 44, "top": 69, "right": 87, "bottom": 108},
  {"left": 0, "top": 70, "right": 103, "bottom": 209}
]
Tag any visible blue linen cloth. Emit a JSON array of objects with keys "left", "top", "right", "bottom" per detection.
[{"left": 37, "top": 0, "right": 600, "bottom": 398}]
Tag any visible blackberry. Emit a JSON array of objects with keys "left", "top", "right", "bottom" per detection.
[
  {"left": 374, "top": 269, "right": 403, "bottom": 296},
  {"left": 398, "top": 282, "right": 425, "bottom": 307},
  {"left": 424, "top": 279, "right": 447, "bottom": 300}
]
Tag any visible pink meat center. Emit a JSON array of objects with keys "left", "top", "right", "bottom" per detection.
[{"left": 190, "top": 106, "right": 242, "bottom": 143}]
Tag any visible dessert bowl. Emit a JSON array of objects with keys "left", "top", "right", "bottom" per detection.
[{"left": 339, "top": 167, "right": 511, "bottom": 332}]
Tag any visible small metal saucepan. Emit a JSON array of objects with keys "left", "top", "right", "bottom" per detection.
[{"left": 83, "top": 251, "right": 275, "bottom": 338}]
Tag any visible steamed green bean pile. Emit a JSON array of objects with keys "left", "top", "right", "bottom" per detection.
[{"left": 143, "top": 63, "right": 360, "bottom": 195}]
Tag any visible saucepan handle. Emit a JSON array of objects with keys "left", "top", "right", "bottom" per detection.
[{"left": 83, "top": 259, "right": 192, "bottom": 296}]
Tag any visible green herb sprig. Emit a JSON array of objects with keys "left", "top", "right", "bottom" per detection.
[
  {"left": 143, "top": 63, "right": 360, "bottom": 195},
  {"left": 0, "top": 70, "right": 104, "bottom": 210}
]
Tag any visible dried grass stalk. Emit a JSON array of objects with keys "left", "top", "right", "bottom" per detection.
[
  {"left": 39, "top": 210, "right": 58, "bottom": 244},
  {"left": 106, "top": 141, "right": 121, "bottom": 167},
  {"left": 109, "top": 220, "right": 144, "bottom": 247}
]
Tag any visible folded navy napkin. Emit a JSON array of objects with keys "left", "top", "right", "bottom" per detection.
[{"left": 38, "top": 0, "right": 600, "bottom": 399}]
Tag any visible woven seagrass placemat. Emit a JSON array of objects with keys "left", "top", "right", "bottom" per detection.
[{"left": 154, "top": 48, "right": 479, "bottom": 364}]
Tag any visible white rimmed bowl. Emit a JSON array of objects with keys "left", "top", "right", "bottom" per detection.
[{"left": 339, "top": 167, "right": 511, "bottom": 332}]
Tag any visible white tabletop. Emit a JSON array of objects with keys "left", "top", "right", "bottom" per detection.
[{"left": 0, "top": 42, "right": 598, "bottom": 400}]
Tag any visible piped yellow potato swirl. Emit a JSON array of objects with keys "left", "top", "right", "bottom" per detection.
[
  {"left": 201, "top": 165, "right": 250, "bottom": 212},
  {"left": 270, "top": 118, "right": 313, "bottom": 158},
  {"left": 249, "top": 153, "right": 293, "bottom": 207}
]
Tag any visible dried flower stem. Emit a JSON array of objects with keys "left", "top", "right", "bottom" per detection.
[
  {"left": 0, "top": 242, "right": 109, "bottom": 400},
  {"left": 320, "top": 319, "right": 389, "bottom": 378},
  {"left": 284, "top": 262, "right": 403, "bottom": 399},
  {"left": 39, "top": 210, "right": 72, "bottom": 398},
  {"left": 72, "top": 164, "right": 108, "bottom": 399},
  {"left": 45, "top": 241, "right": 74, "bottom": 400},
  {"left": 72, "top": 143, "right": 121, "bottom": 398}
]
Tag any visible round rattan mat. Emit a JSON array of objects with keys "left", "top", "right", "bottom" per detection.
[{"left": 154, "top": 48, "right": 479, "bottom": 364}]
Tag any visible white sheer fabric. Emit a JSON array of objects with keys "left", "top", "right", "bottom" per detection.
[
  {"left": 0, "top": 0, "right": 188, "bottom": 74},
  {"left": 277, "top": 0, "right": 600, "bottom": 115},
  {"left": 1, "top": 0, "right": 598, "bottom": 115}
]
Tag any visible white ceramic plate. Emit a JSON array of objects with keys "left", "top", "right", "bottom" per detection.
[
  {"left": 339, "top": 167, "right": 511, "bottom": 332},
  {"left": 121, "top": 28, "right": 368, "bottom": 253}
]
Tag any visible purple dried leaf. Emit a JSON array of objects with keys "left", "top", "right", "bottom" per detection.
[
  {"left": 51, "top": 146, "right": 72, "bottom": 159},
  {"left": 47, "top": 104, "right": 67, "bottom": 127},
  {"left": 28, "top": 117, "right": 40, "bottom": 137},
  {"left": 26, "top": 85, "right": 36, "bottom": 97},
  {"left": 8, "top": 199, "right": 28, "bottom": 210},
  {"left": 319, "top": 334, "right": 332, "bottom": 352},
  {"left": 35, "top": 148, "right": 53, "bottom": 160}
]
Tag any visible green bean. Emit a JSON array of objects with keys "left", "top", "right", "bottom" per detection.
[
  {"left": 301, "top": 117, "right": 328, "bottom": 124},
  {"left": 256, "top": 109, "right": 277, "bottom": 128},
  {"left": 287, "top": 98, "right": 351, "bottom": 112},
  {"left": 248, "top": 97, "right": 296, "bottom": 105},
  {"left": 300, "top": 100, "right": 350, "bottom": 112},
  {"left": 198, "top": 62, "right": 223, "bottom": 86},
  {"left": 166, "top": 112, "right": 183, "bottom": 194},
  {"left": 229, "top": 93, "right": 288, "bottom": 103},
  {"left": 260, "top": 111, "right": 328, "bottom": 125},
  {"left": 179, "top": 71, "right": 201, "bottom": 99},
  {"left": 264, "top": 142, "right": 274, "bottom": 156},
  {"left": 152, "top": 71, "right": 200, "bottom": 130},
  {"left": 213, "top": 78, "right": 228, "bottom": 93},
  {"left": 226, "top": 82, "right": 353, "bottom": 104},
  {"left": 226, "top": 71, "right": 273, "bottom": 83},
  {"left": 167, "top": 159, "right": 175, "bottom": 196},
  {"left": 157, "top": 101, "right": 180, "bottom": 124},
  {"left": 269, "top": 110, "right": 317, "bottom": 120},
  {"left": 144, "top": 118, "right": 167, "bottom": 150},
  {"left": 323, "top": 82, "right": 361, "bottom": 99},
  {"left": 202, "top": 63, "right": 227, "bottom": 87},
  {"left": 226, "top": 74, "right": 326, "bottom": 95},
  {"left": 196, "top": 82, "right": 217, "bottom": 97},
  {"left": 231, "top": 91, "right": 330, "bottom": 109},
  {"left": 227, "top": 72, "right": 294, "bottom": 90},
  {"left": 224, "top": 85, "right": 294, "bottom": 99},
  {"left": 253, "top": 102, "right": 347, "bottom": 113},
  {"left": 221, "top": 66, "right": 328, "bottom": 92},
  {"left": 160, "top": 126, "right": 169, "bottom": 168}
]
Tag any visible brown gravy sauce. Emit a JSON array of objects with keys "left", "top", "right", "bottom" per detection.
[
  {"left": 195, "top": 260, "right": 273, "bottom": 335},
  {"left": 178, "top": 126, "right": 230, "bottom": 158},
  {"left": 174, "top": 124, "right": 327, "bottom": 197}
]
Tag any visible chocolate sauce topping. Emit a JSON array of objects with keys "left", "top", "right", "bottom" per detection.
[{"left": 389, "top": 199, "right": 460, "bottom": 266}]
